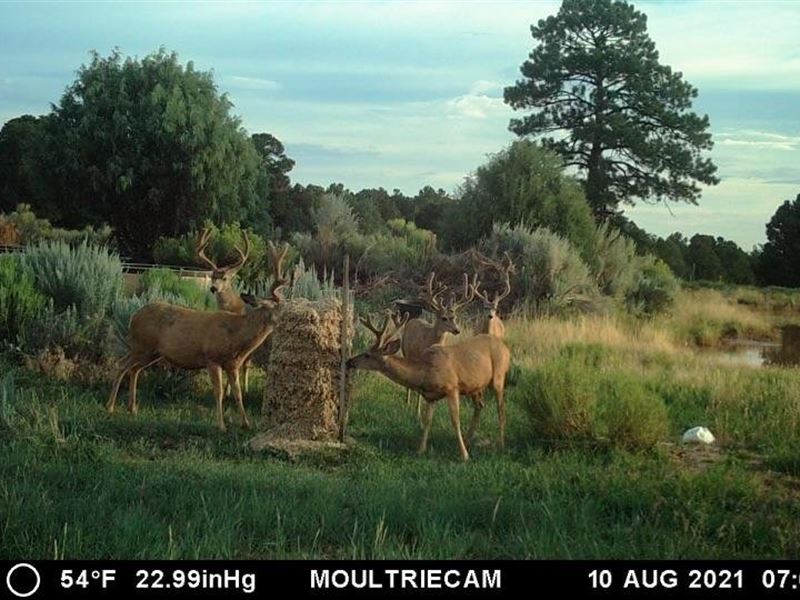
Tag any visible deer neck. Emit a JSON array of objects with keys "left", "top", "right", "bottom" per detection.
[
  {"left": 431, "top": 321, "right": 450, "bottom": 345},
  {"left": 216, "top": 288, "right": 246, "bottom": 314},
  {"left": 378, "top": 355, "right": 427, "bottom": 389}
]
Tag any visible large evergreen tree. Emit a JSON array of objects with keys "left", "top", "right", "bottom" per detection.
[
  {"left": 504, "top": 0, "right": 719, "bottom": 219},
  {"left": 759, "top": 194, "right": 800, "bottom": 287}
]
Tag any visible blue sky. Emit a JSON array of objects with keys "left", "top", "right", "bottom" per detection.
[{"left": 1, "top": 1, "right": 798, "bottom": 249}]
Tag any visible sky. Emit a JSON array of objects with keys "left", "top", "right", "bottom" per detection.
[{"left": 0, "top": 1, "right": 798, "bottom": 249}]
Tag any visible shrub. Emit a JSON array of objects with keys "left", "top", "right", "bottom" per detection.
[
  {"left": 626, "top": 256, "right": 680, "bottom": 315},
  {"left": 597, "top": 377, "right": 669, "bottom": 450},
  {"left": 516, "top": 346, "right": 670, "bottom": 450},
  {"left": 481, "top": 223, "right": 600, "bottom": 314},
  {"left": 0, "top": 203, "right": 111, "bottom": 246},
  {"left": 0, "top": 255, "right": 46, "bottom": 346},
  {"left": 138, "top": 268, "right": 212, "bottom": 310},
  {"left": 152, "top": 222, "right": 268, "bottom": 286},
  {"left": 591, "top": 222, "right": 638, "bottom": 298},
  {"left": 22, "top": 240, "right": 123, "bottom": 320},
  {"left": 18, "top": 302, "right": 108, "bottom": 359},
  {"left": 517, "top": 357, "right": 599, "bottom": 442},
  {"left": 246, "top": 258, "right": 338, "bottom": 302}
]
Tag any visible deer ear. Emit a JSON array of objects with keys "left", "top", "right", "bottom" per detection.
[{"left": 383, "top": 338, "right": 402, "bottom": 355}]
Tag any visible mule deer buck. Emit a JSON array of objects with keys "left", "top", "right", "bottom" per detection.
[
  {"left": 473, "top": 252, "right": 515, "bottom": 338},
  {"left": 348, "top": 311, "right": 510, "bottom": 461},
  {"left": 197, "top": 227, "right": 253, "bottom": 392},
  {"left": 107, "top": 241, "right": 290, "bottom": 431},
  {"left": 397, "top": 272, "right": 477, "bottom": 417}
]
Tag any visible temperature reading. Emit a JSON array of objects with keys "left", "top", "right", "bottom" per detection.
[{"left": 61, "top": 569, "right": 116, "bottom": 589}]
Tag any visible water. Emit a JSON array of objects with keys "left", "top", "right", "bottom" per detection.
[{"left": 717, "top": 325, "right": 800, "bottom": 368}]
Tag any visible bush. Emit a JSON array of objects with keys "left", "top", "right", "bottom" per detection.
[
  {"left": 591, "top": 222, "right": 638, "bottom": 298},
  {"left": 22, "top": 240, "right": 123, "bottom": 320},
  {"left": 0, "top": 203, "right": 112, "bottom": 246},
  {"left": 481, "top": 223, "right": 600, "bottom": 314},
  {"left": 152, "top": 222, "right": 268, "bottom": 286},
  {"left": 597, "top": 378, "right": 669, "bottom": 450},
  {"left": 516, "top": 346, "right": 670, "bottom": 450},
  {"left": 246, "top": 258, "right": 338, "bottom": 302},
  {"left": 0, "top": 255, "right": 46, "bottom": 346},
  {"left": 626, "top": 256, "right": 679, "bottom": 315},
  {"left": 18, "top": 302, "right": 110, "bottom": 360},
  {"left": 517, "top": 357, "right": 599, "bottom": 441},
  {"left": 138, "top": 268, "right": 212, "bottom": 310}
]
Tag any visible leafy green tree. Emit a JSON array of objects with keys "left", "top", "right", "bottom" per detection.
[
  {"left": 686, "top": 234, "right": 723, "bottom": 281},
  {"left": 758, "top": 193, "right": 800, "bottom": 287},
  {"left": 714, "top": 238, "right": 755, "bottom": 285},
  {"left": 269, "top": 183, "right": 324, "bottom": 237},
  {"left": 504, "top": 0, "right": 718, "bottom": 218},
  {"left": 349, "top": 189, "right": 388, "bottom": 234},
  {"left": 653, "top": 233, "right": 689, "bottom": 279},
  {"left": 46, "top": 48, "right": 266, "bottom": 258},
  {"left": 442, "top": 140, "right": 595, "bottom": 255},
  {"left": 412, "top": 186, "right": 453, "bottom": 234},
  {"left": 251, "top": 133, "right": 294, "bottom": 193},
  {"left": 0, "top": 116, "right": 56, "bottom": 218}
]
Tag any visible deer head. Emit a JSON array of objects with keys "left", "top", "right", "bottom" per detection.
[
  {"left": 347, "top": 311, "right": 408, "bottom": 370},
  {"left": 197, "top": 227, "right": 251, "bottom": 295},
  {"left": 473, "top": 252, "right": 515, "bottom": 320},
  {"left": 420, "top": 272, "right": 477, "bottom": 335},
  {"left": 243, "top": 240, "right": 291, "bottom": 310}
]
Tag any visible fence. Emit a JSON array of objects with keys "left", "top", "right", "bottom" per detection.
[{"left": 0, "top": 244, "right": 212, "bottom": 292}]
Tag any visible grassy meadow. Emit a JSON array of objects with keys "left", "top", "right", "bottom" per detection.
[{"left": 2, "top": 287, "right": 800, "bottom": 559}]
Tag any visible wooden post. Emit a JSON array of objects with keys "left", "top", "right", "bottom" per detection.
[{"left": 338, "top": 254, "right": 351, "bottom": 441}]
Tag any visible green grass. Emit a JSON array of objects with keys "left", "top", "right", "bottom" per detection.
[{"left": 3, "top": 349, "right": 800, "bottom": 560}]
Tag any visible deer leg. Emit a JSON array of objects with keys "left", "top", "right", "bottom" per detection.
[
  {"left": 417, "top": 400, "right": 435, "bottom": 456},
  {"left": 494, "top": 378, "right": 506, "bottom": 450},
  {"left": 208, "top": 365, "right": 226, "bottom": 431},
  {"left": 126, "top": 357, "right": 160, "bottom": 415},
  {"left": 406, "top": 387, "right": 412, "bottom": 407},
  {"left": 242, "top": 360, "right": 250, "bottom": 394},
  {"left": 107, "top": 354, "right": 136, "bottom": 413},
  {"left": 466, "top": 394, "right": 483, "bottom": 448},
  {"left": 446, "top": 391, "right": 469, "bottom": 461},
  {"left": 225, "top": 365, "right": 250, "bottom": 429}
]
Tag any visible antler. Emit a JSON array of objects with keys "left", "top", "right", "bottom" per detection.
[
  {"left": 445, "top": 273, "right": 478, "bottom": 311},
  {"left": 361, "top": 310, "right": 408, "bottom": 351},
  {"left": 472, "top": 251, "right": 515, "bottom": 305},
  {"left": 229, "top": 230, "right": 251, "bottom": 272},
  {"left": 267, "top": 240, "right": 290, "bottom": 302},
  {"left": 196, "top": 227, "right": 218, "bottom": 271},
  {"left": 196, "top": 227, "right": 251, "bottom": 274},
  {"left": 421, "top": 272, "right": 447, "bottom": 312},
  {"left": 494, "top": 253, "right": 514, "bottom": 304}
]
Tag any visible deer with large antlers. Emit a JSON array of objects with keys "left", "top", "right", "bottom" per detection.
[
  {"left": 473, "top": 252, "right": 515, "bottom": 338},
  {"left": 107, "top": 241, "right": 290, "bottom": 431},
  {"left": 197, "top": 227, "right": 253, "bottom": 391},
  {"left": 348, "top": 311, "right": 510, "bottom": 461},
  {"left": 397, "top": 272, "right": 477, "bottom": 417}
]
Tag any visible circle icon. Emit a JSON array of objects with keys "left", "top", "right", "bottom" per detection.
[{"left": 6, "top": 563, "right": 41, "bottom": 598}]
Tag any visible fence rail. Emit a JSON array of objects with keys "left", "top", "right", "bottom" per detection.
[{"left": 0, "top": 244, "right": 211, "bottom": 277}]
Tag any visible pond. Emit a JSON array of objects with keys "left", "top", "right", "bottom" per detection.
[{"left": 715, "top": 325, "right": 800, "bottom": 368}]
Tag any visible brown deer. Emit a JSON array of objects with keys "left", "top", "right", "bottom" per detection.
[
  {"left": 348, "top": 312, "right": 510, "bottom": 461},
  {"left": 473, "top": 252, "right": 515, "bottom": 338},
  {"left": 107, "top": 241, "right": 290, "bottom": 431},
  {"left": 399, "top": 272, "right": 477, "bottom": 416},
  {"left": 197, "top": 227, "right": 252, "bottom": 391}
]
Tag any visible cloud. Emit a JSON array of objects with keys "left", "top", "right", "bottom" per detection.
[
  {"left": 716, "top": 130, "right": 800, "bottom": 151},
  {"left": 446, "top": 80, "right": 507, "bottom": 119},
  {"left": 224, "top": 76, "right": 281, "bottom": 91}
]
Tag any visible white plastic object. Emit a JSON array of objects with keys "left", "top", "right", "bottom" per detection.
[{"left": 682, "top": 426, "right": 715, "bottom": 444}]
